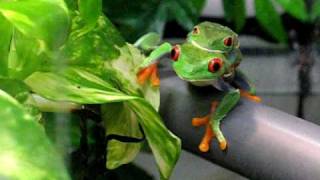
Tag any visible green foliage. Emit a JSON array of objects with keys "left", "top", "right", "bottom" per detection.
[
  {"left": 223, "top": 0, "right": 246, "bottom": 32},
  {"left": 78, "top": 0, "right": 102, "bottom": 35},
  {"left": 274, "top": 0, "right": 308, "bottom": 21},
  {"left": 311, "top": 0, "right": 320, "bottom": 21},
  {"left": 0, "top": 90, "right": 69, "bottom": 180},
  {"left": 103, "top": 0, "right": 206, "bottom": 42},
  {"left": 255, "top": 0, "right": 288, "bottom": 43},
  {"left": 102, "top": 103, "right": 143, "bottom": 169},
  {"left": 0, "top": 0, "right": 70, "bottom": 50},
  {"left": 0, "top": 0, "right": 181, "bottom": 179}
]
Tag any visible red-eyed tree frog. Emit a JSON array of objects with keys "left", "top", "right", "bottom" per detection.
[{"left": 135, "top": 22, "right": 261, "bottom": 152}]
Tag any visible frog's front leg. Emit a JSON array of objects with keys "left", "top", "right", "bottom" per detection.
[
  {"left": 136, "top": 42, "right": 172, "bottom": 86},
  {"left": 192, "top": 90, "right": 240, "bottom": 152}
]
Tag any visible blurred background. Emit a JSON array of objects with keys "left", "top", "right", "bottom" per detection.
[{"left": 101, "top": 0, "right": 320, "bottom": 179}]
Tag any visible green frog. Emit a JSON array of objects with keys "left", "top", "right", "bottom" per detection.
[{"left": 136, "top": 22, "right": 261, "bottom": 152}]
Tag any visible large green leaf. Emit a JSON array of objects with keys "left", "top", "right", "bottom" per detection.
[
  {"left": 255, "top": 0, "right": 288, "bottom": 43},
  {"left": 59, "top": 13, "right": 159, "bottom": 108},
  {"left": 274, "top": 0, "right": 308, "bottom": 21},
  {"left": 102, "top": 103, "right": 142, "bottom": 169},
  {"left": 0, "top": 0, "right": 70, "bottom": 49},
  {"left": 0, "top": 89, "right": 69, "bottom": 179},
  {"left": 25, "top": 67, "right": 180, "bottom": 179},
  {"left": 223, "top": 0, "right": 246, "bottom": 32}
]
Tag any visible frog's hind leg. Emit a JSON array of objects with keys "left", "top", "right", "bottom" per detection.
[{"left": 192, "top": 90, "right": 240, "bottom": 152}]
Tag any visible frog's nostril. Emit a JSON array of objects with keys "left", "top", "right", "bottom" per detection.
[{"left": 208, "top": 58, "right": 223, "bottom": 73}]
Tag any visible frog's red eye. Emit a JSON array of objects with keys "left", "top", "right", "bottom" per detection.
[
  {"left": 171, "top": 45, "right": 180, "bottom": 61},
  {"left": 208, "top": 58, "right": 223, "bottom": 73},
  {"left": 224, "top": 37, "right": 233, "bottom": 46}
]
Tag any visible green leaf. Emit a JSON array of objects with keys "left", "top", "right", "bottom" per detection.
[
  {"left": 102, "top": 103, "right": 142, "bottom": 169},
  {"left": 25, "top": 67, "right": 180, "bottom": 179},
  {"left": 129, "top": 99, "right": 181, "bottom": 180},
  {"left": 134, "top": 32, "right": 161, "bottom": 52},
  {"left": 24, "top": 68, "right": 138, "bottom": 104},
  {"left": 255, "top": 0, "right": 288, "bottom": 43},
  {"left": 7, "top": 30, "right": 48, "bottom": 79},
  {"left": 274, "top": 0, "right": 308, "bottom": 21},
  {"left": 0, "top": 89, "right": 69, "bottom": 179},
  {"left": 78, "top": 0, "right": 102, "bottom": 35},
  {"left": 172, "top": 0, "right": 206, "bottom": 30},
  {"left": 103, "top": 0, "right": 206, "bottom": 42},
  {"left": 0, "top": 78, "right": 30, "bottom": 103},
  {"left": 0, "top": 15, "right": 12, "bottom": 77},
  {"left": 223, "top": 0, "right": 246, "bottom": 32},
  {"left": 0, "top": 0, "right": 70, "bottom": 49},
  {"left": 311, "top": 0, "right": 320, "bottom": 21}
]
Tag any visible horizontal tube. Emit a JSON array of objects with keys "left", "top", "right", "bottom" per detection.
[{"left": 159, "top": 71, "right": 320, "bottom": 180}]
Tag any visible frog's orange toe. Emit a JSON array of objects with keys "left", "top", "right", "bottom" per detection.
[
  {"left": 137, "top": 68, "right": 152, "bottom": 85},
  {"left": 137, "top": 64, "right": 159, "bottom": 86},
  {"left": 192, "top": 115, "right": 209, "bottom": 127},
  {"left": 150, "top": 64, "right": 160, "bottom": 87},
  {"left": 199, "top": 142, "right": 210, "bottom": 152},
  {"left": 240, "top": 90, "right": 262, "bottom": 103},
  {"left": 219, "top": 140, "right": 228, "bottom": 151},
  {"left": 198, "top": 124, "right": 214, "bottom": 153}
]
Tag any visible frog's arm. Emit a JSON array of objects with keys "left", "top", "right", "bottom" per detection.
[
  {"left": 134, "top": 32, "right": 161, "bottom": 52},
  {"left": 136, "top": 42, "right": 172, "bottom": 86},
  {"left": 211, "top": 89, "right": 240, "bottom": 150},
  {"left": 139, "top": 42, "right": 172, "bottom": 69},
  {"left": 234, "top": 69, "right": 256, "bottom": 95}
]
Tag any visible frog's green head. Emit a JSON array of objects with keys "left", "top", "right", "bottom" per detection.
[
  {"left": 187, "top": 22, "right": 239, "bottom": 53},
  {"left": 170, "top": 43, "right": 240, "bottom": 82}
]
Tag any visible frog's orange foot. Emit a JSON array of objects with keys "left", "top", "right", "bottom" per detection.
[
  {"left": 192, "top": 101, "right": 220, "bottom": 152},
  {"left": 198, "top": 124, "right": 214, "bottom": 152},
  {"left": 137, "top": 63, "right": 160, "bottom": 87},
  {"left": 240, "top": 90, "right": 262, "bottom": 103}
]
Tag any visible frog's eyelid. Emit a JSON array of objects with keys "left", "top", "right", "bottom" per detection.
[{"left": 190, "top": 40, "right": 226, "bottom": 53}]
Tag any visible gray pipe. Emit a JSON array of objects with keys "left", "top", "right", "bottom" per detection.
[{"left": 159, "top": 70, "right": 320, "bottom": 180}]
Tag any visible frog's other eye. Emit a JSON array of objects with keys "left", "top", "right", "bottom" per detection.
[
  {"left": 223, "top": 37, "right": 233, "bottom": 47},
  {"left": 171, "top": 45, "right": 180, "bottom": 61},
  {"left": 208, "top": 58, "right": 223, "bottom": 73},
  {"left": 192, "top": 26, "right": 200, "bottom": 34}
]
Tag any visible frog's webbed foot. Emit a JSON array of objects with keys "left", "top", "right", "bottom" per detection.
[
  {"left": 192, "top": 101, "right": 227, "bottom": 152},
  {"left": 136, "top": 63, "right": 160, "bottom": 87},
  {"left": 240, "top": 89, "right": 262, "bottom": 103}
]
